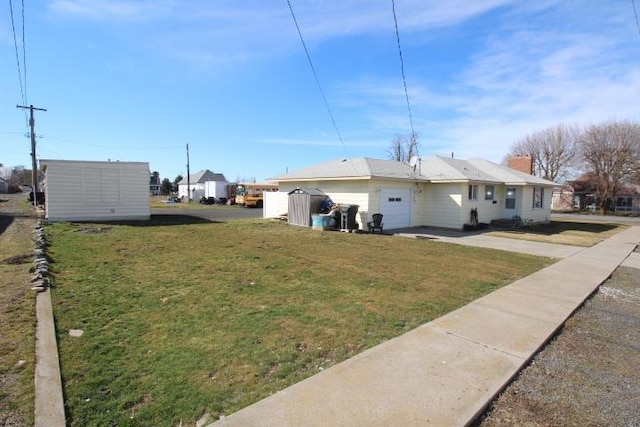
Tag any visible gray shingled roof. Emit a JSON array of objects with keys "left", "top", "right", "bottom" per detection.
[
  {"left": 417, "top": 156, "right": 501, "bottom": 183},
  {"left": 269, "top": 158, "right": 419, "bottom": 181},
  {"left": 270, "top": 156, "right": 557, "bottom": 186},
  {"left": 466, "top": 158, "right": 556, "bottom": 186},
  {"left": 177, "top": 169, "right": 227, "bottom": 185}
]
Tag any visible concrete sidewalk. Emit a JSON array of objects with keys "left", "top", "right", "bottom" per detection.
[{"left": 211, "top": 226, "right": 640, "bottom": 427}]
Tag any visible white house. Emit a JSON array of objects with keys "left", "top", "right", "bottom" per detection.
[
  {"left": 40, "top": 159, "right": 151, "bottom": 222},
  {"left": 267, "top": 156, "right": 556, "bottom": 231},
  {"left": 177, "top": 169, "right": 228, "bottom": 201}
]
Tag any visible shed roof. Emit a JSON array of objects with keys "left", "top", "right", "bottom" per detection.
[{"left": 288, "top": 188, "right": 327, "bottom": 196}]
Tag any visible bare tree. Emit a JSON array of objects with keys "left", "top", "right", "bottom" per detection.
[
  {"left": 505, "top": 123, "right": 580, "bottom": 182},
  {"left": 579, "top": 119, "right": 640, "bottom": 214},
  {"left": 387, "top": 132, "right": 419, "bottom": 163}
]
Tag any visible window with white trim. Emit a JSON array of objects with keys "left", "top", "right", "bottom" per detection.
[
  {"left": 468, "top": 184, "right": 478, "bottom": 201},
  {"left": 533, "top": 186, "right": 544, "bottom": 209},
  {"left": 484, "top": 185, "right": 494, "bottom": 200}
]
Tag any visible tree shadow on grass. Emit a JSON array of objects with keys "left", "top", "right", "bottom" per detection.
[{"left": 0, "top": 214, "right": 15, "bottom": 238}]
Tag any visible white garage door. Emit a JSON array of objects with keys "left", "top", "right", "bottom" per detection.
[{"left": 380, "top": 189, "right": 412, "bottom": 230}]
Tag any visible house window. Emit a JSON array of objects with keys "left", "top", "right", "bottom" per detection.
[
  {"left": 484, "top": 185, "right": 494, "bottom": 200},
  {"left": 505, "top": 187, "right": 516, "bottom": 209},
  {"left": 533, "top": 187, "right": 544, "bottom": 209},
  {"left": 468, "top": 184, "right": 478, "bottom": 201}
]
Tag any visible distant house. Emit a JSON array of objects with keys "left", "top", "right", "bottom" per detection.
[
  {"left": 40, "top": 159, "right": 151, "bottom": 222},
  {"left": 150, "top": 172, "right": 162, "bottom": 196},
  {"left": 267, "top": 156, "right": 556, "bottom": 231},
  {"left": 0, "top": 177, "right": 8, "bottom": 194},
  {"left": 552, "top": 173, "right": 640, "bottom": 212},
  {"left": 177, "top": 169, "right": 228, "bottom": 201}
]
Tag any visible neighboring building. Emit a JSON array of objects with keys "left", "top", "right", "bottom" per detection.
[
  {"left": 552, "top": 173, "right": 640, "bottom": 212},
  {"left": 267, "top": 156, "right": 556, "bottom": 231},
  {"left": 40, "top": 159, "right": 151, "bottom": 222},
  {"left": 177, "top": 169, "right": 228, "bottom": 201},
  {"left": 0, "top": 177, "right": 8, "bottom": 194},
  {"left": 150, "top": 171, "right": 162, "bottom": 196}
]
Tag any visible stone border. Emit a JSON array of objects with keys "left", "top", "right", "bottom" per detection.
[{"left": 32, "top": 223, "right": 66, "bottom": 426}]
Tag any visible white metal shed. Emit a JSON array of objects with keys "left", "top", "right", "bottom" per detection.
[{"left": 40, "top": 159, "right": 151, "bottom": 222}]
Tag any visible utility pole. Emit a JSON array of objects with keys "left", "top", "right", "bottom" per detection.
[
  {"left": 186, "top": 143, "right": 191, "bottom": 203},
  {"left": 17, "top": 104, "right": 47, "bottom": 206}
]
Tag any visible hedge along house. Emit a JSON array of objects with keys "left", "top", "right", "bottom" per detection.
[
  {"left": 40, "top": 159, "right": 151, "bottom": 222},
  {"left": 267, "top": 156, "right": 556, "bottom": 231}
]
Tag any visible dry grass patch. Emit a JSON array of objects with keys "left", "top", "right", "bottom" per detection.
[
  {"left": 48, "top": 219, "right": 553, "bottom": 426},
  {"left": 486, "top": 220, "right": 627, "bottom": 246},
  {"left": 0, "top": 204, "right": 36, "bottom": 427}
]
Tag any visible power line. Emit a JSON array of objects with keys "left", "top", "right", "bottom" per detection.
[
  {"left": 633, "top": 0, "right": 640, "bottom": 35},
  {"left": 9, "top": 0, "right": 26, "bottom": 106},
  {"left": 285, "top": 0, "right": 348, "bottom": 156},
  {"left": 21, "top": 0, "right": 27, "bottom": 103},
  {"left": 391, "top": 0, "right": 415, "bottom": 137}
]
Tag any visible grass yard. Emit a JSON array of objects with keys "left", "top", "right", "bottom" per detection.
[
  {"left": 486, "top": 220, "right": 627, "bottom": 247},
  {"left": 0, "top": 212, "right": 36, "bottom": 427},
  {"left": 48, "top": 218, "right": 553, "bottom": 426}
]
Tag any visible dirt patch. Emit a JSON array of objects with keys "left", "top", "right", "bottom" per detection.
[{"left": 476, "top": 266, "right": 640, "bottom": 427}]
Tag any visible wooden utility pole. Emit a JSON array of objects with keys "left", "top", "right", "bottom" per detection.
[
  {"left": 17, "top": 104, "right": 47, "bottom": 206},
  {"left": 186, "top": 143, "right": 191, "bottom": 202}
]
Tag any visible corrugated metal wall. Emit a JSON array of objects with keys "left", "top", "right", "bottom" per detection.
[
  {"left": 287, "top": 188, "right": 328, "bottom": 227},
  {"left": 288, "top": 190, "right": 311, "bottom": 226},
  {"left": 42, "top": 160, "right": 150, "bottom": 222}
]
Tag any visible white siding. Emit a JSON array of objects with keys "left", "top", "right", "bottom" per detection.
[
  {"left": 205, "top": 181, "right": 229, "bottom": 199},
  {"left": 42, "top": 160, "right": 150, "bottom": 222},
  {"left": 420, "top": 183, "right": 466, "bottom": 229},
  {"left": 263, "top": 191, "right": 288, "bottom": 218},
  {"left": 178, "top": 183, "right": 205, "bottom": 200},
  {"left": 518, "top": 186, "right": 552, "bottom": 223}
]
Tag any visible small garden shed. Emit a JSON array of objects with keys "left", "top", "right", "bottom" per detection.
[
  {"left": 288, "top": 188, "right": 328, "bottom": 227},
  {"left": 40, "top": 159, "right": 151, "bottom": 222}
]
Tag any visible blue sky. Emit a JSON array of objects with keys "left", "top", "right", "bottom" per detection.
[{"left": 2, "top": 1, "right": 640, "bottom": 183}]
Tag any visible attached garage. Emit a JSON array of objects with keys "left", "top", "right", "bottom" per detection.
[
  {"left": 379, "top": 188, "right": 412, "bottom": 230},
  {"left": 40, "top": 159, "right": 151, "bottom": 222}
]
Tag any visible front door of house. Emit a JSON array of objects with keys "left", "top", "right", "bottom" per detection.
[{"left": 505, "top": 187, "right": 516, "bottom": 217}]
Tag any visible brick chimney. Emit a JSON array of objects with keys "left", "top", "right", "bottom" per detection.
[{"left": 508, "top": 155, "right": 534, "bottom": 175}]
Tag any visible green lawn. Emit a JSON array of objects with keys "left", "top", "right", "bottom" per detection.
[{"left": 48, "top": 219, "right": 553, "bottom": 426}]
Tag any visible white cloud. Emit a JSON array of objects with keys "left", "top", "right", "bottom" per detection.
[{"left": 48, "top": 0, "right": 176, "bottom": 22}]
